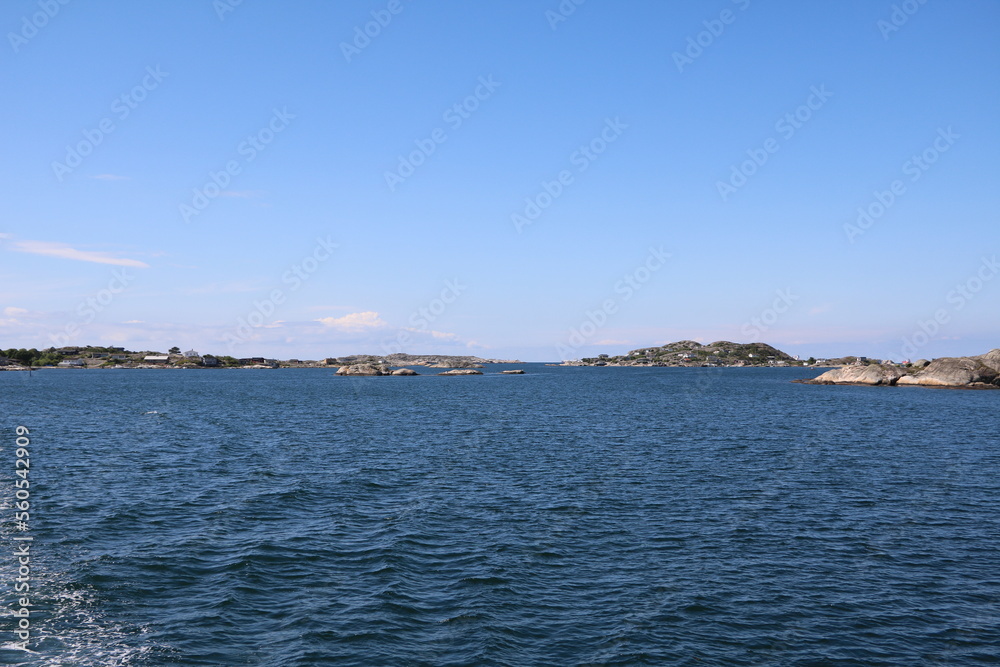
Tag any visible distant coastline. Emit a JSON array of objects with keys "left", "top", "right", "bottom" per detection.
[
  {"left": 0, "top": 346, "right": 519, "bottom": 371},
  {"left": 3, "top": 342, "right": 997, "bottom": 390}
]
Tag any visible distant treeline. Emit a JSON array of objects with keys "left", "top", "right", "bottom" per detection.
[{"left": 1, "top": 348, "right": 62, "bottom": 366}]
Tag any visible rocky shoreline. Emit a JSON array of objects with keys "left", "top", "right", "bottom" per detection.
[
  {"left": 334, "top": 362, "right": 519, "bottom": 376},
  {"left": 799, "top": 350, "right": 1000, "bottom": 389},
  {"left": 329, "top": 353, "right": 520, "bottom": 369}
]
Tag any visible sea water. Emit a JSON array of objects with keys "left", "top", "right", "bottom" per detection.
[{"left": 1, "top": 366, "right": 998, "bottom": 665}]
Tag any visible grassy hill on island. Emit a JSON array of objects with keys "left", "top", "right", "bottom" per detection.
[{"left": 576, "top": 340, "right": 797, "bottom": 367}]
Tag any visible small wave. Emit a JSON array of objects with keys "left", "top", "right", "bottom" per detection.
[
  {"left": 441, "top": 611, "right": 489, "bottom": 624},
  {"left": 459, "top": 575, "right": 511, "bottom": 586}
]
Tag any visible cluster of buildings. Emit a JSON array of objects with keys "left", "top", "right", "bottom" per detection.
[
  {"left": 0, "top": 345, "right": 327, "bottom": 369},
  {"left": 26, "top": 346, "right": 276, "bottom": 368}
]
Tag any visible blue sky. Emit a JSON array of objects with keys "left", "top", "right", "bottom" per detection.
[{"left": 1, "top": 0, "right": 997, "bottom": 362}]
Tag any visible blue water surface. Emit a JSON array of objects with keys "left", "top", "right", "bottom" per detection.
[{"left": 1, "top": 366, "right": 998, "bottom": 665}]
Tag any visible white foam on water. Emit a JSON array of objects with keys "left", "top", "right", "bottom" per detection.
[
  {"left": 9, "top": 579, "right": 161, "bottom": 667},
  {"left": 0, "top": 486, "right": 166, "bottom": 665}
]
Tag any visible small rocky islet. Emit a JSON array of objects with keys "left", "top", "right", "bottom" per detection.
[
  {"left": 334, "top": 365, "right": 507, "bottom": 376},
  {"left": 327, "top": 353, "right": 526, "bottom": 376}
]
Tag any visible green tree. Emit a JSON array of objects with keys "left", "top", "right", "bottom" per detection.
[{"left": 169, "top": 346, "right": 181, "bottom": 354}]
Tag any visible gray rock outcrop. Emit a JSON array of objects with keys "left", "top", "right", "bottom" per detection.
[
  {"left": 809, "top": 364, "right": 906, "bottom": 386},
  {"left": 438, "top": 369, "right": 483, "bottom": 376},
  {"left": 335, "top": 363, "right": 387, "bottom": 376},
  {"left": 897, "top": 353, "right": 999, "bottom": 387},
  {"left": 804, "top": 349, "right": 1000, "bottom": 389}
]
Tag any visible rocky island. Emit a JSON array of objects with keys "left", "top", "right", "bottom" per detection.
[
  {"left": 568, "top": 340, "right": 800, "bottom": 367},
  {"left": 330, "top": 353, "right": 521, "bottom": 376},
  {"left": 327, "top": 353, "right": 518, "bottom": 369},
  {"left": 802, "top": 349, "right": 1000, "bottom": 389}
]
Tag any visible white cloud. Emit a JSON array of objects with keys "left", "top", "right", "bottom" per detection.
[
  {"left": 315, "top": 311, "right": 387, "bottom": 331},
  {"left": 3, "top": 307, "right": 28, "bottom": 317},
  {"left": 9, "top": 240, "right": 149, "bottom": 268}
]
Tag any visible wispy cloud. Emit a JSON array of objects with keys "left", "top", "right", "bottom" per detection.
[
  {"left": 316, "top": 311, "right": 387, "bottom": 331},
  {"left": 9, "top": 240, "right": 149, "bottom": 268},
  {"left": 429, "top": 329, "right": 458, "bottom": 340}
]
